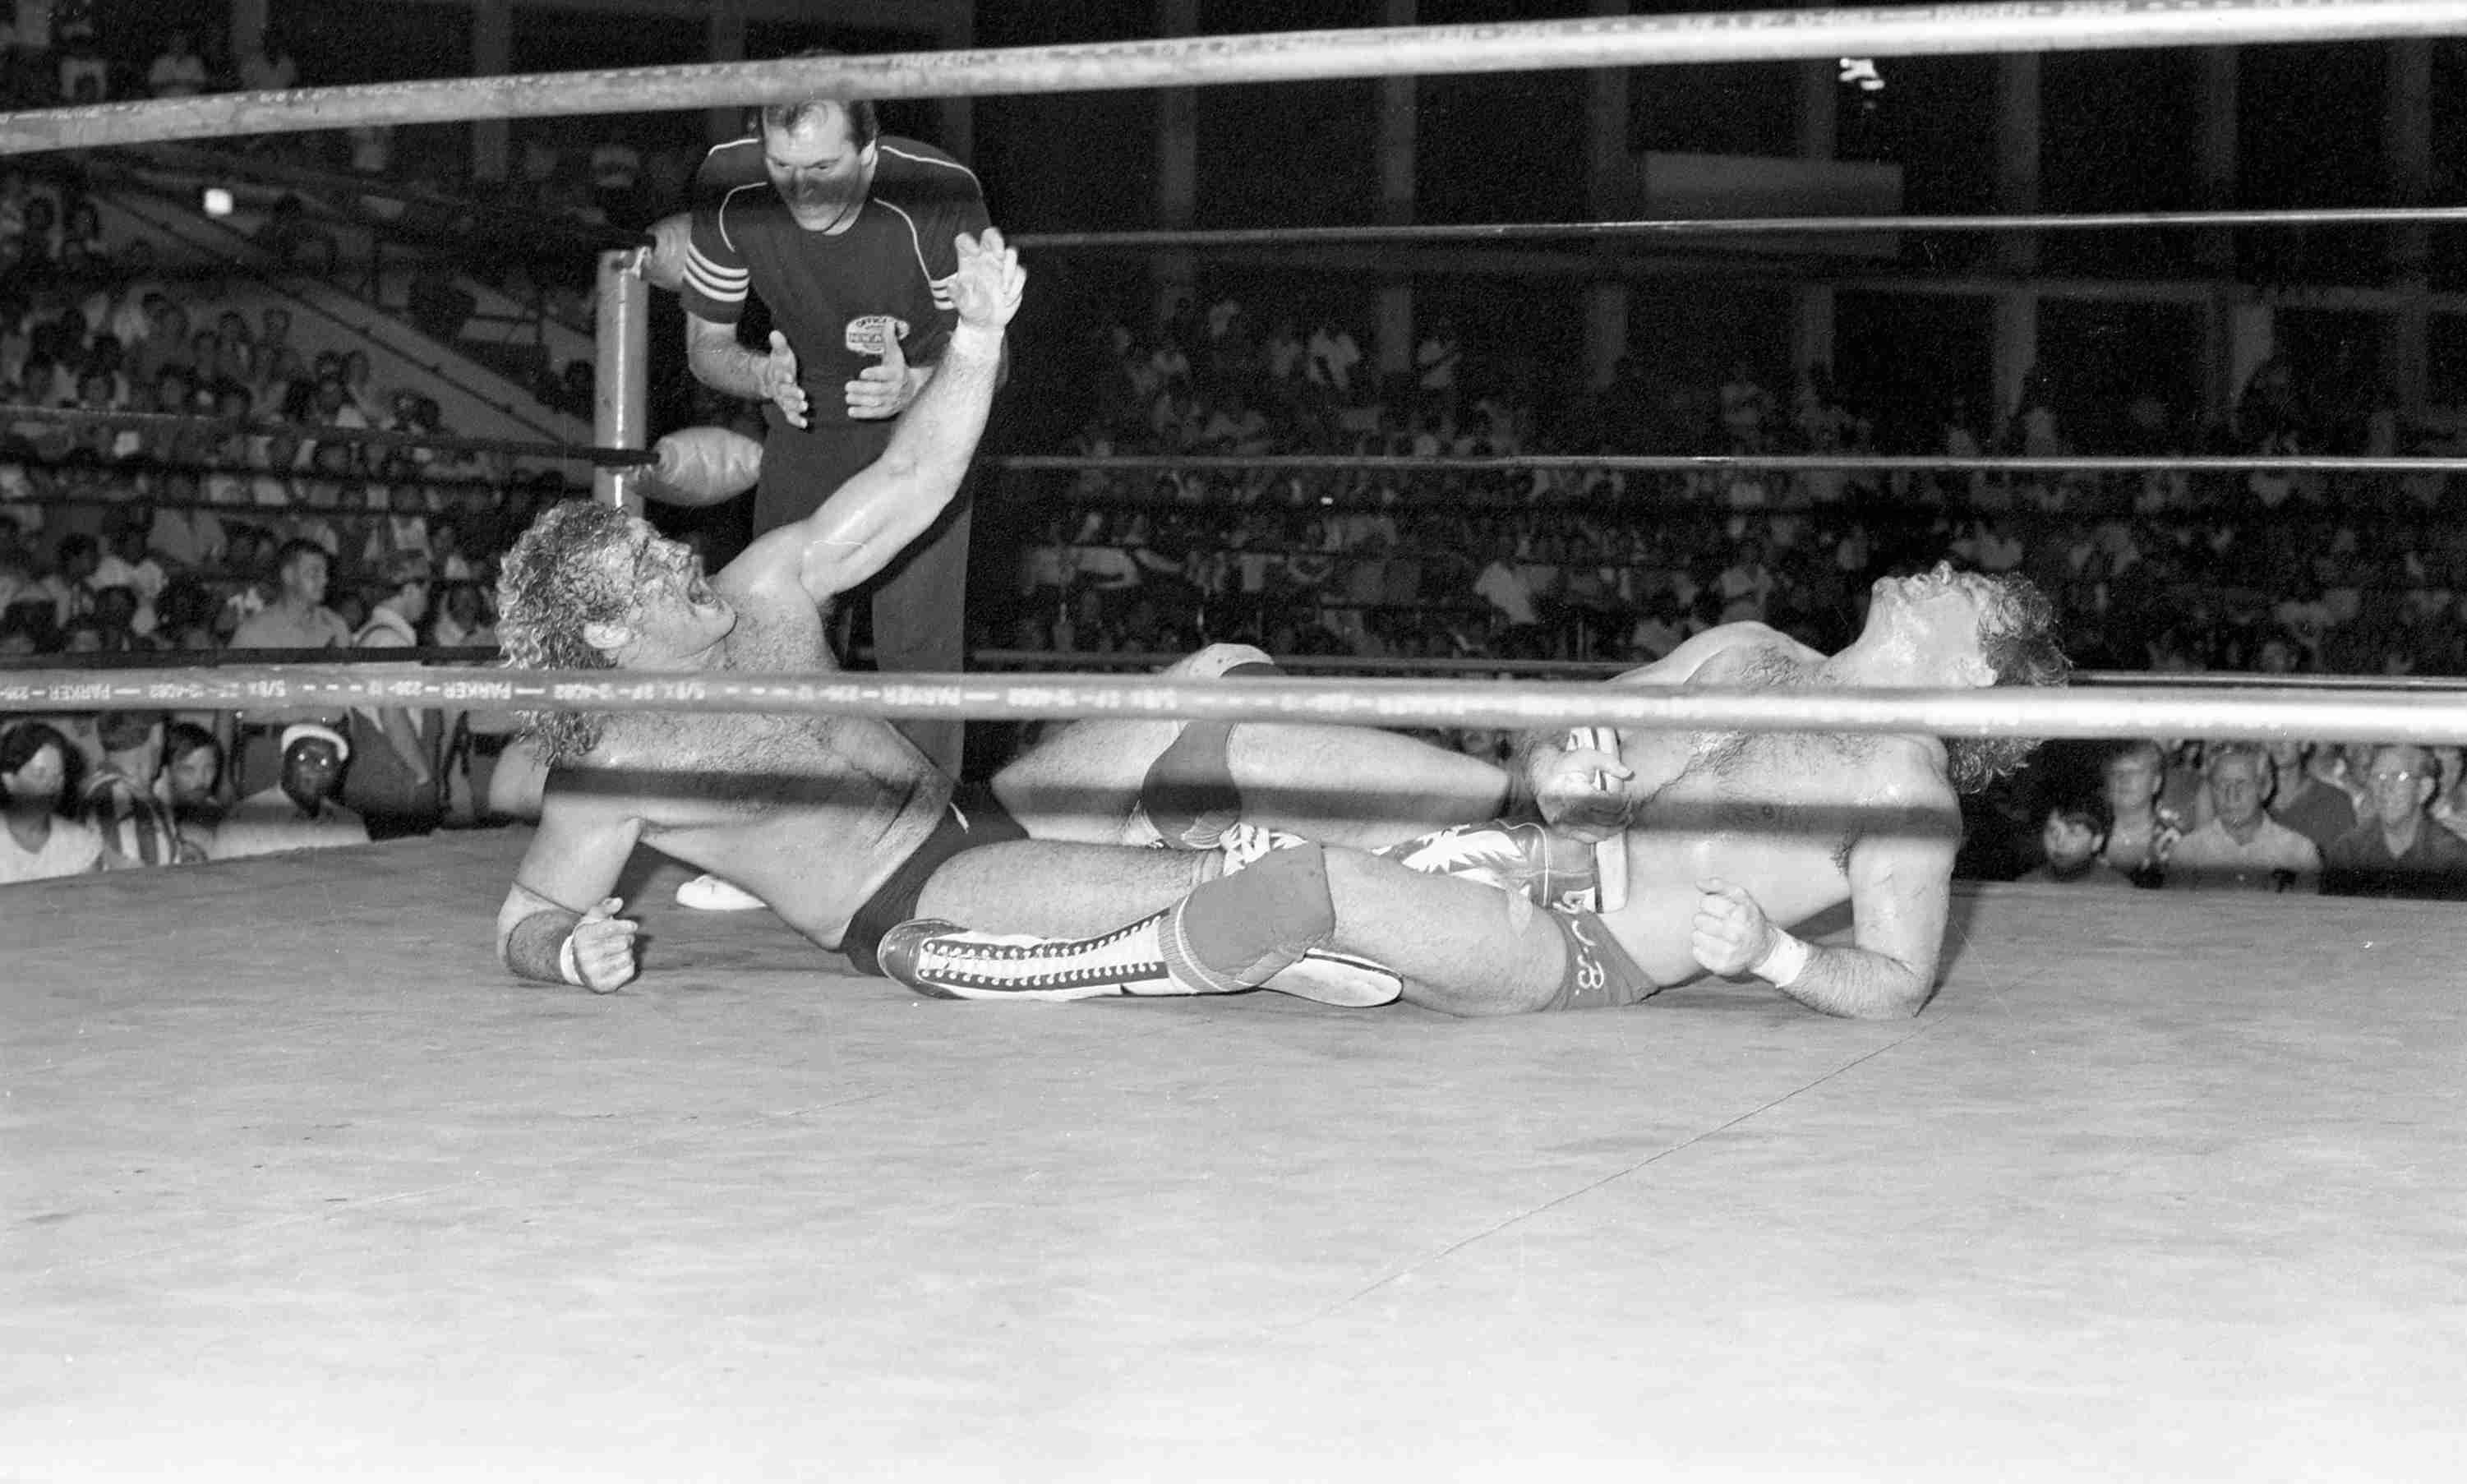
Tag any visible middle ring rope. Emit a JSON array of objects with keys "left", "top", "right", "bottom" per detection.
[
  {"left": 0, "top": 403, "right": 658, "bottom": 469},
  {"left": 4, "top": 664, "right": 2465, "bottom": 746}
]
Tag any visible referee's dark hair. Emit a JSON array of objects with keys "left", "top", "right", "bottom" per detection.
[{"left": 758, "top": 49, "right": 880, "bottom": 149}]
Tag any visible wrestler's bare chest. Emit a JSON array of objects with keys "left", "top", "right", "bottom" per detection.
[{"left": 1629, "top": 647, "right": 1899, "bottom": 848}]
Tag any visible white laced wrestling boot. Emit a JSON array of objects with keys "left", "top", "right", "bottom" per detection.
[{"left": 875, "top": 915, "right": 1401, "bottom": 1008}]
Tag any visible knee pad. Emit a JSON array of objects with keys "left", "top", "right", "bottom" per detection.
[{"left": 1179, "top": 840, "right": 1337, "bottom": 980}]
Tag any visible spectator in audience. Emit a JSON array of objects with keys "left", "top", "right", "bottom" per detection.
[
  {"left": 211, "top": 723, "right": 370, "bottom": 860},
  {"left": 0, "top": 719, "right": 106, "bottom": 883},
  {"left": 227, "top": 537, "right": 352, "bottom": 795},
  {"left": 38, "top": 529, "right": 99, "bottom": 626},
  {"left": 2321, "top": 744, "right": 2467, "bottom": 901},
  {"left": 77, "top": 707, "right": 190, "bottom": 867},
  {"left": 427, "top": 579, "right": 494, "bottom": 648},
  {"left": 53, "top": 0, "right": 104, "bottom": 104},
  {"left": 2015, "top": 794, "right": 2131, "bottom": 886},
  {"left": 343, "top": 554, "right": 443, "bottom": 840},
  {"left": 2265, "top": 740, "right": 2357, "bottom": 855},
  {"left": 2163, "top": 744, "right": 2320, "bottom": 892},
  {"left": 160, "top": 719, "right": 226, "bottom": 857},
  {"left": 87, "top": 583, "right": 142, "bottom": 652},
  {"left": 92, "top": 520, "right": 160, "bottom": 635},
  {"left": 145, "top": 29, "right": 205, "bottom": 98},
  {"left": 2099, "top": 740, "right": 2182, "bottom": 887},
  {"left": 235, "top": 31, "right": 297, "bottom": 94}
]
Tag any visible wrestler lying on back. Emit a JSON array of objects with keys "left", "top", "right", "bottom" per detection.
[{"left": 880, "top": 565, "right": 2068, "bottom": 1019}]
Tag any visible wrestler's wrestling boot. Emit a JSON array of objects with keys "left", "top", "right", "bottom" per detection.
[
  {"left": 876, "top": 841, "right": 1401, "bottom": 1008},
  {"left": 877, "top": 919, "right": 1402, "bottom": 1007}
]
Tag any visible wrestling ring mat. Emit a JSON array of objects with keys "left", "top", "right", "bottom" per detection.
[
  {"left": 11, "top": 0, "right": 2467, "bottom": 1476},
  {"left": 9, "top": 827, "right": 2465, "bottom": 1478}
]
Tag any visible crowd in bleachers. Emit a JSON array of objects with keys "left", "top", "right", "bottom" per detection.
[
  {"left": 0, "top": 150, "right": 575, "bottom": 879},
  {"left": 1008, "top": 295, "right": 2467, "bottom": 681}
]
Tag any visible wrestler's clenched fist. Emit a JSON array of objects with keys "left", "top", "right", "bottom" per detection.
[
  {"left": 567, "top": 896, "right": 642, "bottom": 993},
  {"left": 1690, "top": 876, "right": 1776, "bottom": 978}
]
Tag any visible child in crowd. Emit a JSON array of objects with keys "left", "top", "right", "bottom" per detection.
[{"left": 2017, "top": 795, "right": 2133, "bottom": 887}]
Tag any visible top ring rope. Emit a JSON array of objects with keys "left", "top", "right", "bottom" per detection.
[
  {"left": 997, "top": 454, "right": 2467, "bottom": 477},
  {"left": 1, "top": 1, "right": 2458, "bottom": 156},
  {"left": 5, "top": 665, "right": 2467, "bottom": 747},
  {"left": 1021, "top": 205, "right": 2467, "bottom": 252}
]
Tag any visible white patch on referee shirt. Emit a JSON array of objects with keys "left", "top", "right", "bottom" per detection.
[{"left": 844, "top": 315, "right": 911, "bottom": 357}]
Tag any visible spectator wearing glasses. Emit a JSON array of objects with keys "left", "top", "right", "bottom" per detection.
[{"left": 2321, "top": 744, "right": 2467, "bottom": 901}]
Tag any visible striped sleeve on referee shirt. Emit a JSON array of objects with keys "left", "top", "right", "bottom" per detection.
[{"left": 681, "top": 136, "right": 762, "bottom": 324}]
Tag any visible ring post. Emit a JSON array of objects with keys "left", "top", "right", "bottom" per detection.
[{"left": 594, "top": 248, "right": 649, "bottom": 511}]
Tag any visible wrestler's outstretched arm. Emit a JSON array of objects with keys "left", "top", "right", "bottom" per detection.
[
  {"left": 495, "top": 785, "right": 645, "bottom": 993},
  {"left": 722, "top": 230, "right": 1025, "bottom": 609},
  {"left": 1691, "top": 788, "right": 1959, "bottom": 1019}
]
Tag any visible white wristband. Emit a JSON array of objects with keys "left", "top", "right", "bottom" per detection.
[
  {"left": 557, "top": 932, "right": 586, "bottom": 988},
  {"left": 1751, "top": 929, "right": 1813, "bottom": 989}
]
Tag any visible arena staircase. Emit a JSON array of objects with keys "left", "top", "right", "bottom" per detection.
[{"left": 85, "top": 157, "right": 595, "bottom": 468}]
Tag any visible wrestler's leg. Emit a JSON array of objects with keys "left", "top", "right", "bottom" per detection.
[
  {"left": 989, "top": 643, "right": 1270, "bottom": 845},
  {"left": 901, "top": 838, "right": 1568, "bottom": 1016},
  {"left": 1316, "top": 847, "right": 1572, "bottom": 1016},
  {"left": 1226, "top": 726, "right": 1510, "bottom": 850},
  {"left": 912, "top": 838, "right": 1210, "bottom": 938},
  {"left": 990, "top": 643, "right": 1509, "bottom": 850}
]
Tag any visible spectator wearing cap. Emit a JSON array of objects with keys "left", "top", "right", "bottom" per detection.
[
  {"left": 1, "top": 720, "right": 107, "bottom": 883},
  {"left": 210, "top": 723, "right": 369, "bottom": 860},
  {"left": 2163, "top": 744, "right": 2320, "bottom": 892},
  {"left": 343, "top": 555, "right": 442, "bottom": 840},
  {"left": 2322, "top": 744, "right": 2467, "bottom": 901},
  {"left": 227, "top": 537, "right": 351, "bottom": 795}
]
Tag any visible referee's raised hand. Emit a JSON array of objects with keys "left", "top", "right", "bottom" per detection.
[{"left": 759, "top": 330, "right": 809, "bottom": 430}]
